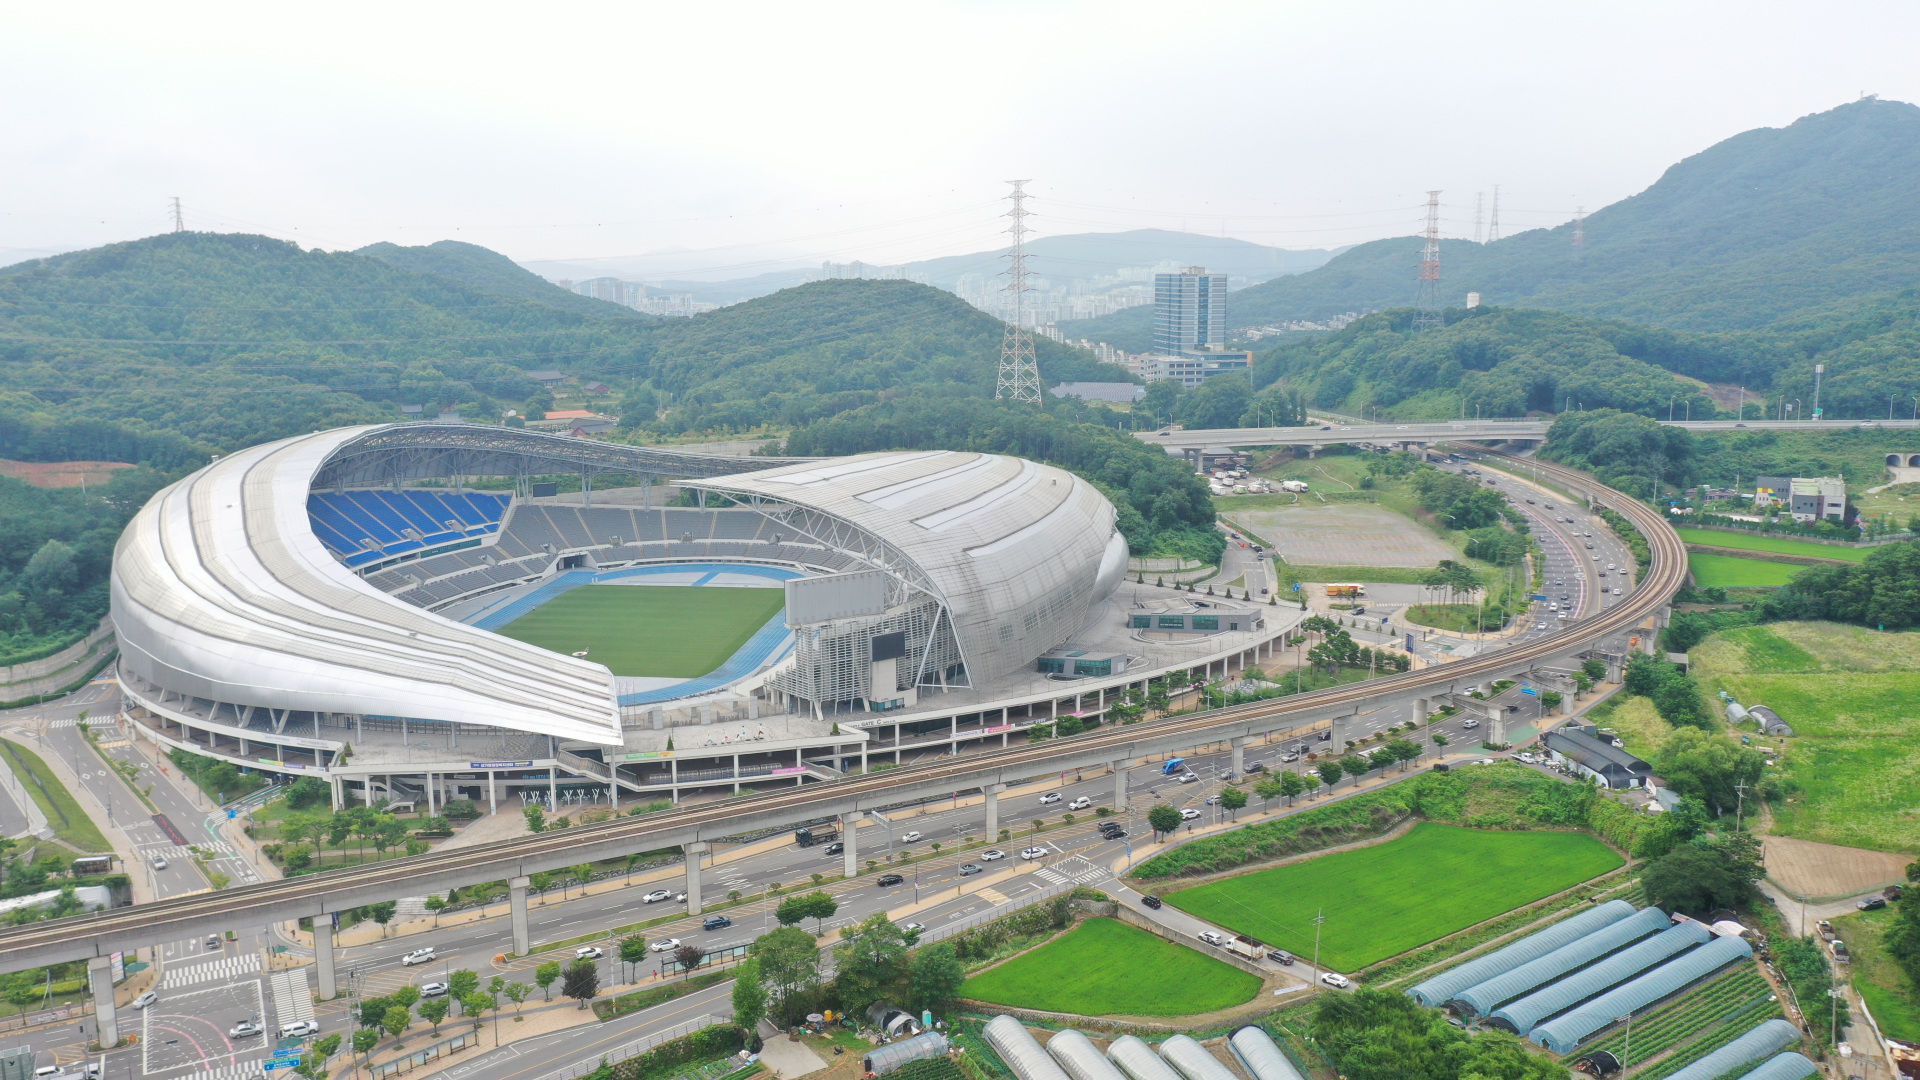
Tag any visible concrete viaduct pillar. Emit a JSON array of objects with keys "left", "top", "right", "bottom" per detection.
[
  {"left": 685, "top": 842, "right": 707, "bottom": 914},
  {"left": 843, "top": 814, "right": 859, "bottom": 878},
  {"left": 983, "top": 784, "right": 1006, "bottom": 842},
  {"left": 1112, "top": 760, "right": 1130, "bottom": 812},
  {"left": 313, "top": 917, "right": 337, "bottom": 999},
  {"left": 1230, "top": 736, "right": 1248, "bottom": 777},
  {"left": 1412, "top": 697, "right": 1428, "bottom": 728},
  {"left": 88, "top": 956, "right": 118, "bottom": 1047},
  {"left": 509, "top": 875, "right": 531, "bottom": 955}
]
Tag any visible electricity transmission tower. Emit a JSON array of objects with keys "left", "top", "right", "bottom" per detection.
[
  {"left": 170, "top": 197, "right": 185, "bottom": 233},
  {"left": 1412, "top": 191, "right": 1444, "bottom": 330},
  {"left": 994, "top": 180, "right": 1042, "bottom": 404},
  {"left": 1486, "top": 185, "right": 1501, "bottom": 242}
]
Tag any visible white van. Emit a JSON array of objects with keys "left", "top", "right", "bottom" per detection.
[{"left": 1067, "top": 796, "right": 1092, "bottom": 811}]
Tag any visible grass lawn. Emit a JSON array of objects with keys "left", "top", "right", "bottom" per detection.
[
  {"left": 1675, "top": 527, "right": 1867, "bottom": 562},
  {"left": 1163, "top": 823, "right": 1623, "bottom": 971},
  {"left": 1835, "top": 907, "right": 1920, "bottom": 1042},
  {"left": 496, "top": 585, "right": 785, "bottom": 677},
  {"left": 1687, "top": 553, "right": 1800, "bottom": 588},
  {"left": 1585, "top": 694, "right": 1674, "bottom": 762},
  {"left": 959, "top": 917, "right": 1261, "bottom": 1017},
  {"left": 1404, "top": 603, "right": 1510, "bottom": 634},
  {"left": 0, "top": 738, "right": 111, "bottom": 852}
]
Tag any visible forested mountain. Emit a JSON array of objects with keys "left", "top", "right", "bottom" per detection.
[
  {"left": 0, "top": 232, "right": 1129, "bottom": 459},
  {"left": 357, "top": 240, "right": 642, "bottom": 319},
  {"left": 1074, "top": 98, "right": 1920, "bottom": 350}
]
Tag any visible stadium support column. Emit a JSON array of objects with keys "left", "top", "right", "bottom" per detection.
[
  {"left": 984, "top": 784, "right": 1005, "bottom": 840},
  {"left": 843, "top": 815, "right": 858, "bottom": 878},
  {"left": 509, "top": 876, "right": 531, "bottom": 955},
  {"left": 685, "top": 843, "right": 706, "bottom": 915},
  {"left": 313, "top": 917, "right": 337, "bottom": 999},
  {"left": 1112, "top": 760, "right": 1130, "bottom": 812},
  {"left": 1230, "top": 736, "right": 1248, "bottom": 777},
  {"left": 488, "top": 771, "right": 497, "bottom": 814},
  {"left": 88, "top": 956, "right": 118, "bottom": 1047}
]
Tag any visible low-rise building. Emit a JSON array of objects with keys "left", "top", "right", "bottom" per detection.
[
  {"left": 1542, "top": 728, "right": 1654, "bottom": 789},
  {"left": 1143, "top": 350, "right": 1252, "bottom": 387},
  {"left": 1788, "top": 477, "right": 1846, "bottom": 523}
]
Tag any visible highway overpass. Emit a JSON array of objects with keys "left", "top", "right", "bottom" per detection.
[
  {"left": 0, "top": 453, "right": 1687, "bottom": 1043},
  {"left": 1139, "top": 416, "right": 1920, "bottom": 455}
]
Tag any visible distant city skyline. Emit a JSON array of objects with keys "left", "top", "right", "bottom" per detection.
[{"left": 3, "top": 2, "right": 1916, "bottom": 272}]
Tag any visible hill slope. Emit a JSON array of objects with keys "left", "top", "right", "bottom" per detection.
[
  {"left": 1079, "top": 98, "right": 1920, "bottom": 343},
  {"left": 0, "top": 232, "right": 1126, "bottom": 454}
]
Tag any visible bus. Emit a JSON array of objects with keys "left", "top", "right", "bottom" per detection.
[{"left": 1325, "top": 583, "right": 1367, "bottom": 598}]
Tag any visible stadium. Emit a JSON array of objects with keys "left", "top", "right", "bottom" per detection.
[{"left": 112, "top": 423, "right": 1298, "bottom": 812}]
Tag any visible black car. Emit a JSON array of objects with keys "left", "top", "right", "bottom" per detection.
[
  {"left": 877, "top": 873, "right": 905, "bottom": 887},
  {"left": 1858, "top": 896, "right": 1888, "bottom": 911},
  {"left": 823, "top": 842, "right": 844, "bottom": 856},
  {"left": 1244, "top": 761, "right": 1266, "bottom": 773},
  {"left": 1140, "top": 895, "right": 1163, "bottom": 909},
  {"left": 703, "top": 915, "right": 732, "bottom": 931}
]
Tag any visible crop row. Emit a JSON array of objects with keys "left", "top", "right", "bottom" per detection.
[
  {"left": 1638, "top": 1003, "right": 1787, "bottom": 1080},
  {"left": 1583, "top": 967, "right": 1774, "bottom": 1066}
]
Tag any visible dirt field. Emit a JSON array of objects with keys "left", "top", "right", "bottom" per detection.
[
  {"left": 1762, "top": 834, "right": 1912, "bottom": 900},
  {"left": 1223, "top": 503, "right": 1454, "bottom": 567},
  {"left": 0, "top": 458, "right": 136, "bottom": 488}
]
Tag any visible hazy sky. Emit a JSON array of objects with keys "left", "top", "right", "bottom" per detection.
[{"left": 4, "top": 1, "right": 1916, "bottom": 277}]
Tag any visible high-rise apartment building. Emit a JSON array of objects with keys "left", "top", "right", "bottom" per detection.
[{"left": 1153, "top": 266, "right": 1228, "bottom": 355}]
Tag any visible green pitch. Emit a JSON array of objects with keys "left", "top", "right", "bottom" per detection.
[
  {"left": 495, "top": 585, "right": 785, "bottom": 677},
  {"left": 959, "top": 917, "right": 1261, "bottom": 1017},
  {"left": 1163, "top": 823, "right": 1623, "bottom": 971}
]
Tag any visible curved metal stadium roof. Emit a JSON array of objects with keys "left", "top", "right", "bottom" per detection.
[
  {"left": 1407, "top": 899, "right": 1639, "bottom": 1008},
  {"left": 1660, "top": 1020, "right": 1802, "bottom": 1080},
  {"left": 693, "top": 451, "right": 1126, "bottom": 685},
  {"left": 1450, "top": 906, "right": 1671, "bottom": 1017},
  {"left": 1529, "top": 935, "right": 1754, "bottom": 1054},
  {"left": 1489, "top": 921, "right": 1714, "bottom": 1035}
]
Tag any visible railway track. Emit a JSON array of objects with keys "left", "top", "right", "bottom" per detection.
[{"left": 0, "top": 452, "right": 1685, "bottom": 962}]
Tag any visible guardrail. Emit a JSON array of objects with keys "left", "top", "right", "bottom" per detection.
[{"left": 0, "top": 454, "right": 1685, "bottom": 973}]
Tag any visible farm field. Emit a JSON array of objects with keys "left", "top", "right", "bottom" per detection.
[
  {"left": 1692, "top": 622, "right": 1920, "bottom": 854},
  {"left": 958, "top": 917, "right": 1261, "bottom": 1017},
  {"left": 1162, "top": 823, "right": 1623, "bottom": 971},
  {"left": 1674, "top": 527, "right": 1868, "bottom": 562},
  {"left": 1581, "top": 964, "right": 1781, "bottom": 1074},
  {"left": 496, "top": 584, "right": 784, "bottom": 677},
  {"left": 1686, "top": 553, "right": 1800, "bottom": 588}
]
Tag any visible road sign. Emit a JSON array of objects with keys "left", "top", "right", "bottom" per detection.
[
  {"left": 263, "top": 1061, "right": 298, "bottom": 1072},
  {"left": 1520, "top": 687, "right": 1538, "bottom": 696}
]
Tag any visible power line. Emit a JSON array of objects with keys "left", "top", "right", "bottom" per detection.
[{"left": 994, "top": 181, "right": 1041, "bottom": 406}]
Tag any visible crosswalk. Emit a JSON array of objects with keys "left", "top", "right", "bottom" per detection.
[
  {"left": 142, "top": 840, "right": 238, "bottom": 860},
  {"left": 270, "top": 969, "right": 314, "bottom": 1025},
  {"left": 162, "top": 953, "right": 261, "bottom": 989},
  {"left": 1036, "top": 856, "right": 1110, "bottom": 888},
  {"left": 173, "top": 1061, "right": 265, "bottom": 1080}
]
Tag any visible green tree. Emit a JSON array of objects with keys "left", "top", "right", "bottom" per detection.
[
  {"left": 1653, "top": 728, "right": 1766, "bottom": 817},
  {"left": 532, "top": 961, "right": 560, "bottom": 1002},
  {"left": 389, "top": 985, "right": 420, "bottom": 1010},
  {"left": 1219, "top": 786, "right": 1248, "bottom": 819},
  {"left": 776, "top": 890, "right": 838, "bottom": 934},
  {"left": 910, "top": 941, "right": 966, "bottom": 1014},
  {"left": 1315, "top": 761, "right": 1345, "bottom": 792},
  {"left": 1146, "top": 804, "right": 1181, "bottom": 839},
  {"left": 1883, "top": 864, "right": 1920, "bottom": 990},
  {"left": 423, "top": 895, "right": 445, "bottom": 926},
  {"left": 380, "top": 1004, "right": 412, "bottom": 1045},
  {"left": 417, "top": 997, "right": 449, "bottom": 1035},
  {"left": 1582, "top": 658, "right": 1608, "bottom": 682},
  {"left": 523, "top": 805, "right": 546, "bottom": 834},
  {"left": 730, "top": 958, "right": 768, "bottom": 1032},
  {"left": 618, "top": 935, "right": 650, "bottom": 983},
  {"left": 351, "top": 1029, "right": 379, "bottom": 1064},
  {"left": 1643, "top": 834, "right": 1764, "bottom": 914},
  {"left": 562, "top": 960, "right": 599, "bottom": 1009},
  {"left": 448, "top": 969, "right": 480, "bottom": 1010},
  {"left": 1253, "top": 778, "right": 1285, "bottom": 809},
  {"left": 368, "top": 901, "right": 398, "bottom": 936},
  {"left": 754, "top": 925, "right": 822, "bottom": 1006},
  {"left": 502, "top": 981, "right": 530, "bottom": 1016},
  {"left": 1278, "top": 771, "right": 1308, "bottom": 805},
  {"left": 833, "top": 913, "right": 911, "bottom": 1017}
]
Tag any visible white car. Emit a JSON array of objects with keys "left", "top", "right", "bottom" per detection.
[
  {"left": 419, "top": 982, "right": 449, "bottom": 998},
  {"left": 575, "top": 946, "right": 603, "bottom": 960},
  {"left": 649, "top": 937, "right": 681, "bottom": 953},
  {"left": 1475, "top": 758, "right": 1495, "bottom": 766},
  {"left": 1613, "top": 588, "right": 1623, "bottom": 595},
  {"left": 1020, "top": 847, "right": 1047, "bottom": 860},
  {"left": 1038, "top": 793, "right": 1062, "bottom": 805},
  {"left": 1320, "top": 972, "right": 1351, "bottom": 989},
  {"left": 131, "top": 990, "right": 157, "bottom": 1010},
  {"left": 229, "top": 1020, "right": 263, "bottom": 1038},
  {"left": 1179, "top": 807, "right": 1202, "bottom": 820},
  {"left": 641, "top": 889, "right": 674, "bottom": 904},
  {"left": 1067, "top": 796, "right": 1092, "bottom": 811},
  {"left": 901, "top": 922, "right": 925, "bottom": 934},
  {"left": 1460, "top": 718, "right": 1481, "bottom": 730},
  {"left": 400, "top": 948, "right": 435, "bottom": 966},
  {"left": 1197, "top": 931, "right": 1227, "bottom": 946},
  {"left": 278, "top": 1020, "right": 320, "bottom": 1039},
  {"left": 979, "top": 849, "right": 1006, "bottom": 861},
  {"left": 900, "top": 831, "right": 922, "bottom": 843}
]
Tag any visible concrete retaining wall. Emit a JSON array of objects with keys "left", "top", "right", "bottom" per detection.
[{"left": 1, "top": 617, "right": 113, "bottom": 685}]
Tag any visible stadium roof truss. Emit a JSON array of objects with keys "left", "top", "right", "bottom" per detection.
[
  {"left": 697, "top": 488, "right": 968, "bottom": 688},
  {"left": 311, "top": 422, "right": 819, "bottom": 489}
]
